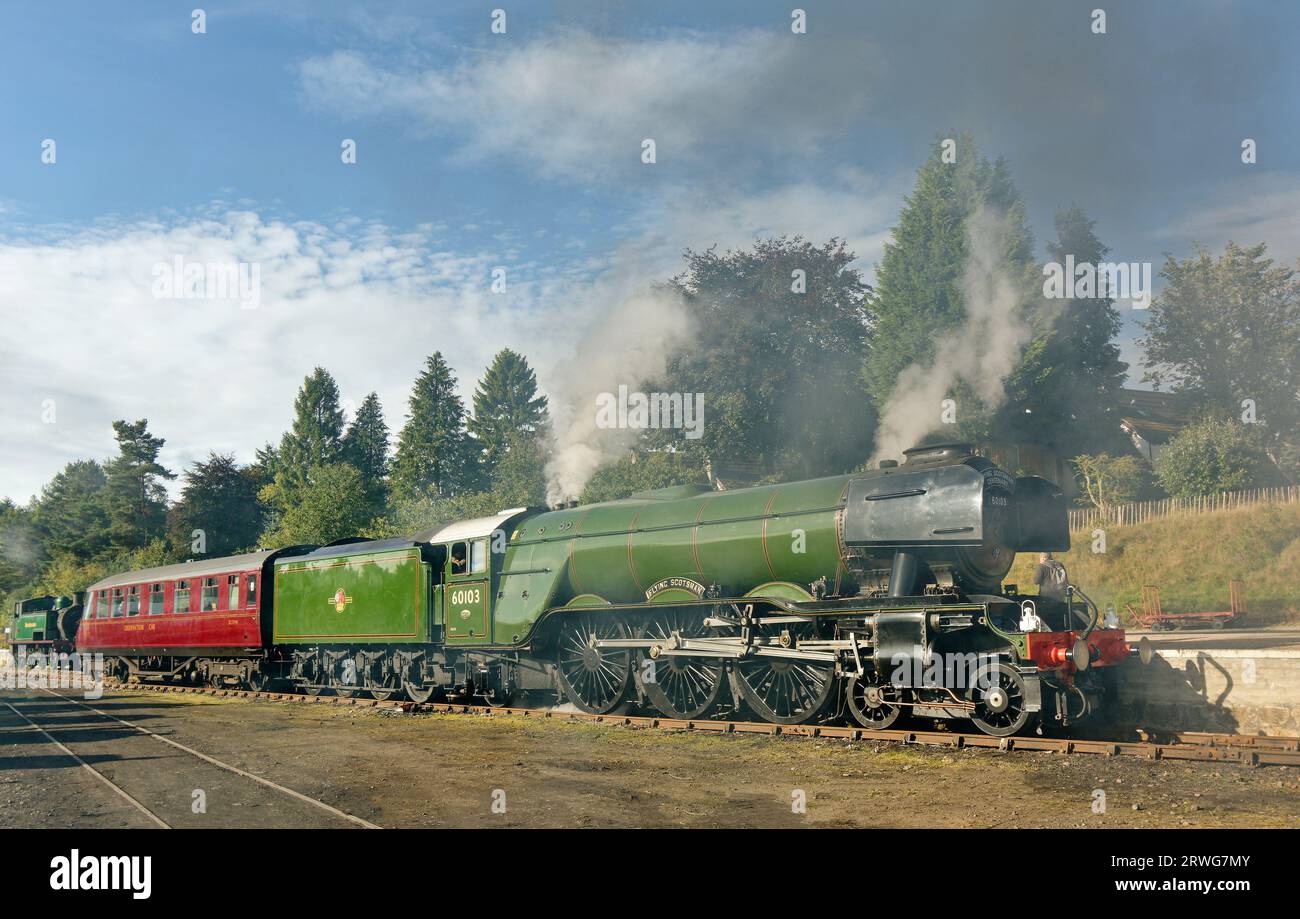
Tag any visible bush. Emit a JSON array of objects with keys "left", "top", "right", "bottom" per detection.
[
  {"left": 1156, "top": 417, "right": 1277, "bottom": 498},
  {"left": 1072, "top": 453, "right": 1149, "bottom": 512}
]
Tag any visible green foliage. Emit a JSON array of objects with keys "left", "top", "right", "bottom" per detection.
[
  {"left": 382, "top": 491, "right": 503, "bottom": 539},
  {"left": 1140, "top": 242, "right": 1300, "bottom": 472},
  {"left": 487, "top": 431, "right": 548, "bottom": 507},
  {"left": 1010, "top": 207, "right": 1128, "bottom": 455},
  {"left": 864, "top": 134, "right": 1033, "bottom": 414},
  {"left": 580, "top": 452, "right": 705, "bottom": 504},
  {"left": 343, "top": 392, "right": 390, "bottom": 517},
  {"left": 275, "top": 367, "right": 346, "bottom": 490},
  {"left": 654, "top": 236, "right": 873, "bottom": 479},
  {"left": 0, "top": 499, "right": 43, "bottom": 597},
  {"left": 168, "top": 453, "right": 264, "bottom": 557},
  {"left": 390, "top": 352, "right": 477, "bottom": 501},
  {"left": 380, "top": 430, "right": 548, "bottom": 538},
  {"left": 1155, "top": 417, "right": 1279, "bottom": 498},
  {"left": 469, "top": 349, "right": 549, "bottom": 479},
  {"left": 261, "top": 463, "right": 377, "bottom": 547},
  {"left": 101, "top": 420, "right": 175, "bottom": 552},
  {"left": 33, "top": 462, "right": 109, "bottom": 566},
  {"left": 1071, "top": 453, "right": 1149, "bottom": 512}
]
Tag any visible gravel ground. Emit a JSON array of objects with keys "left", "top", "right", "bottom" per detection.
[{"left": 2, "top": 687, "right": 1298, "bottom": 829}]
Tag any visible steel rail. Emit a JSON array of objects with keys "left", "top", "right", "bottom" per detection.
[{"left": 89, "top": 679, "right": 1300, "bottom": 768}]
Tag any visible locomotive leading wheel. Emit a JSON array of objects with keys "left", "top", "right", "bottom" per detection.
[
  {"left": 730, "top": 619, "right": 836, "bottom": 725},
  {"left": 845, "top": 675, "right": 904, "bottom": 730},
  {"left": 554, "top": 612, "right": 632, "bottom": 715},
  {"left": 635, "top": 609, "right": 727, "bottom": 720},
  {"left": 968, "top": 661, "right": 1033, "bottom": 737}
]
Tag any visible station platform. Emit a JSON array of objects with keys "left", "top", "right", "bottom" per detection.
[{"left": 1113, "top": 628, "right": 1300, "bottom": 736}]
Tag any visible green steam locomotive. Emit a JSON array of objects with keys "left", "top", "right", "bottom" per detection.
[{"left": 69, "top": 443, "right": 1131, "bottom": 737}]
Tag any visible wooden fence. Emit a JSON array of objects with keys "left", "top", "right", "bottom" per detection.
[{"left": 1068, "top": 485, "right": 1300, "bottom": 531}]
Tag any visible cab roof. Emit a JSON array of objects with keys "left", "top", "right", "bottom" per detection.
[{"left": 415, "top": 508, "right": 534, "bottom": 545}]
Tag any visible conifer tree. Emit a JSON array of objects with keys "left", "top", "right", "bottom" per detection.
[
  {"left": 469, "top": 349, "right": 549, "bottom": 478},
  {"left": 390, "top": 353, "right": 477, "bottom": 501},
  {"left": 276, "top": 368, "right": 346, "bottom": 491},
  {"left": 343, "top": 392, "right": 390, "bottom": 516},
  {"left": 102, "top": 419, "right": 175, "bottom": 551}
]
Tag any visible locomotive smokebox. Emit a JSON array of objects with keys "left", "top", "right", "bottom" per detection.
[{"left": 843, "top": 443, "right": 1069, "bottom": 593}]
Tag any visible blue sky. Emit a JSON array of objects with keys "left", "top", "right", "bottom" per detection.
[{"left": 2, "top": 0, "right": 1299, "bottom": 502}]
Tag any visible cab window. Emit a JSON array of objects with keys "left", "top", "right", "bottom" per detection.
[
  {"left": 469, "top": 538, "right": 487, "bottom": 574},
  {"left": 175, "top": 580, "right": 191, "bottom": 613},
  {"left": 149, "top": 583, "right": 164, "bottom": 615},
  {"left": 450, "top": 542, "right": 468, "bottom": 576}
]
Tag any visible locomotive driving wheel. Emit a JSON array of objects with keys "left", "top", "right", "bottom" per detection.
[
  {"left": 730, "top": 618, "right": 836, "bottom": 725},
  {"left": 845, "top": 675, "right": 904, "bottom": 730},
  {"left": 968, "top": 661, "right": 1034, "bottom": 737},
  {"left": 402, "top": 679, "right": 439, "bottom": 704},
  {"left": 333, "top": 655, "right": 359, "bottom": 699},
  {"left": 368, "top": 673, "right": 399, "bottom": 702},
  {"left": 362, "top": 653, "right": 399, "bottom": 702},
  {"left": 553, "top": 612, "right": 632, "bottom": 715},
  {"left": 635, "top": 609, "right": 727, "bottom": 720}
]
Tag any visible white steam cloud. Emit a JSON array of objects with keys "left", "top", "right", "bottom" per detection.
[
  {"left": 871, "top": 206, "right": 1035, "bottom": 464},
  {"left": 544, "top": 288, "right": 695, "bottom": 505}
]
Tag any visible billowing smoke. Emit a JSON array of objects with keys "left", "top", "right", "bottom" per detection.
[
  {"left": 544, "top": 287, "right": 695, "bottom": 504},
  {"left": 0, "top": 520, "right": 38, "bottom": 571},
  {"left": 871, "top": 205, "right": 1036, "bottom": 464}
]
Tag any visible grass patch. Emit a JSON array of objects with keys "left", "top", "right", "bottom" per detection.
[{"left": 1008, "top": 502, "right": 1300, "bottom": 625}]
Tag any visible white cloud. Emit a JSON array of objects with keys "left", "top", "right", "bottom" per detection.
[
  {"left": 0, "top": 169, "right": 900, "bottom": 503},
  {"left": 296, "top": 28, "right": 878, "bottom": 182},
  {"left": 624, "top": 174, "right": 903, "bottom": 285},
  {"left": 1152, "top": 172, "right": 1300, "bottom": 261},
  {"left": 0, "top": 210, "right": 575, "bottom": 503}
]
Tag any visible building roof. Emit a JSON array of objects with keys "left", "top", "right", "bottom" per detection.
[
  {"left": 86, "top": 550, "right": 280, "bottom": 592},
  {"left": 1117, "top": 388, "right": 1192, "bottom": 445}
]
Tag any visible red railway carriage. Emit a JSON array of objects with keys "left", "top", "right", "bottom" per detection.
[{"left": 78, "top": 547, "right": 311, "bottom": 687}]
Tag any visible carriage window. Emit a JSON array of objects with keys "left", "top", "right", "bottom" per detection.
[
  {"left": 175, "top": 580, "right": 191, "bottom": 613},
  {"left": 470, "top": 539, "right": 487, "bottom": 574},
  {"left": 246, "top": 574, "right": 258, "bottom": 607},
  {"left": 201, "top": 578, "right": 219, "bottom": 611},
  {"left": 228, "top": 575, "right": 240, "bottom": 609},
  {"left": 450, "top": 542, "right": 468, "bottom": 575},
  {"left": 96, "top": 591, "right": 108, "bottom": 619},
  {"left": 149, "top": 583, "right": 164, "bottom": 615},
  {"left": 110, "top": 588, "right": 124, "bottom": 617},
  {"left": 126, "top": 586, "right": 141, "bottom": 616}
]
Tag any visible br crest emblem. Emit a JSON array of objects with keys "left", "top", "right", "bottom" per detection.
[{"left": 330, "top": 588, "right": 353, "bottom": 613}]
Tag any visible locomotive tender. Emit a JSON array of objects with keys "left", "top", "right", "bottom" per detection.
[{"left": 64, "top": 443, "right": 1131, "bottom": 736}]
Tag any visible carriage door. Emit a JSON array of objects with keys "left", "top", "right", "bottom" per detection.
[{"left": 444, "top": 538, "right": 489, "bottom": 644}]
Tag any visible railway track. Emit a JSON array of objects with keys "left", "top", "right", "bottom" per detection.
[
  {"left": 86, "top": 678, "right": 1300, "bottom": 768},
  {"left": 2, "top": 688, "right": 381, "bottom": 829}
]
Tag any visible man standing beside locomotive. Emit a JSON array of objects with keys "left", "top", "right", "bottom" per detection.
[{"left": 1033, "top": 552, "right": 1069, "bottom": 602}]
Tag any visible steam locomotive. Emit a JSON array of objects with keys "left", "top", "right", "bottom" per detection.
[{"left": 32, "top": 443, "right": 1132, "bottom": 737}]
